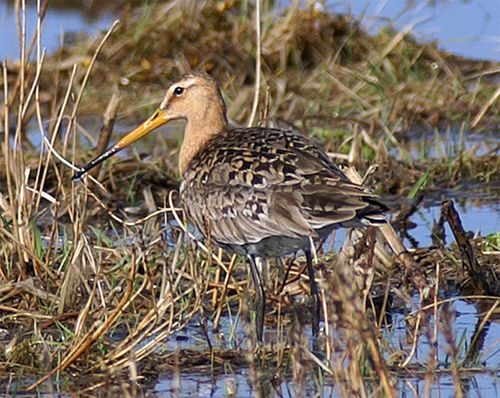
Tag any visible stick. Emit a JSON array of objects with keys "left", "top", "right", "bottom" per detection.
[{"left": 441, "top": 200, "right": 489, "bottom": 294}]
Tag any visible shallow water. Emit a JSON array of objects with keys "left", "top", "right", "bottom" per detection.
[
  {"left": 394, "top": 130, "right": 500, "bottom": 160},
  {"left": 152, "top": 369, "right": 499, "bottom": 397},
  {"left": 0, "top": 0, "right": 115, "bottom": 61},
  {"left": 400, "top": 186, "right": 500, "bottom": 248},
  {"left": 146, "top": 293, "right": 500, "bottom": 397},
  {"left": 329, "top": 0, "right": 500, "bottom": 61},
  {"left": 323, "top": 187, "right": 500, "bottom": 252}
]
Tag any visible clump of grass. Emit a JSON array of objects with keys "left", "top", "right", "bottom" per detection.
[{"left": 43, "top": 0, "right": 498, "bottom": 134}]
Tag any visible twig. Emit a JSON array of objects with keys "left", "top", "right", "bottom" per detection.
[
  {"left": 441, "top": 200, "right": 489, "bottom": 294},
  {"left": 90, "top": 92, "right": 121, "bottom": 178},
  {"left": 247, "top": 0, "right": 261, "bottom": 127},
  {"left": 471, "top": 86, "right": 500, "bottom": 128}
]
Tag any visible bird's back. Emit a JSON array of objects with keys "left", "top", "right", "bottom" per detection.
[{"left": 180, "top": 127, "right": 387, "bottom": 257}]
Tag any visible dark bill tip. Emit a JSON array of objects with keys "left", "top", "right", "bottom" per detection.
[
  {"left": 71, "top": 146, "right": 121, "bottom": 182},
  {"left": 72, "top": 168, "right": 87, "bottom": 181},
  {"left": 70, "top": 108, "right": 168, "bottom": 183}
]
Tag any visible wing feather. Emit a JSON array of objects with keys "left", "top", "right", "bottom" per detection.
[{"left": 181, "top": 127, "right": 387, "bottom": 247}]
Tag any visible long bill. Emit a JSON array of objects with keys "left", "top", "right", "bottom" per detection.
[{"left": 72, "top": 109, "right": 171, "bottom": 181}]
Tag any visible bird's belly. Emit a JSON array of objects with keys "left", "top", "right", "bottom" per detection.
[
  {"left": 180, "top": 181, "right": 341, "bottom": 258},
  {"left": 181, "top": 213, "right": 312, "bottom": 257},
  {"left": 183, "top": 205, "right": 337, "bottom": 258},
  {"left": 216, "top": 235, "right": 310, "bottom": 258}
]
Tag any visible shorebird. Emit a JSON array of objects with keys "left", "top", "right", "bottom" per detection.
[{"left": 73, "top": 72, "right": 387, "bottom": 341}]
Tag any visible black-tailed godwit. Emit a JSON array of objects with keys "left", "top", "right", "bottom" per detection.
[{"left": 74, "top": 72, "right": 387, "bottom": 341}]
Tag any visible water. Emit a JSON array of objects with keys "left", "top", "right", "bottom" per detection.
[
  {"left": 395, "top": 130, "right": 500, "bottom": 160},
  {"left": 0, "top": 0, "right": 115, "bottom": 61},
  {"left": 398, "top": 186, "right": 500, "bottom": 248},
  {"left": 408, "top": 196, "right": 500, "bottom": 247},
  {"left": 153, "top": 371, "right": 499, "bottom": 397},
  {"left": 329, "top": 0, "right": 500, "bottom": 61},
  {"left": 323, "top": 189, "right": 499, "bottom": 252},
  {"left": 147, "top": 295, "right": 500, "bottom": 397}
]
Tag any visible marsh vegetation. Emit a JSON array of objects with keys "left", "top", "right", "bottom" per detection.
[{"left": 0, "top": 1, "right": 498, "bottom": 396}]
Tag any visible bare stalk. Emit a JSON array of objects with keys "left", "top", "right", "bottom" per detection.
[{"left": 247, "top": 0, "right": 261, "bottom": 127}]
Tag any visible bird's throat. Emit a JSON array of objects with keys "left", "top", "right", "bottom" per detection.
[{"left": 179, "top": 106, "right": 227, "bottom": 175}]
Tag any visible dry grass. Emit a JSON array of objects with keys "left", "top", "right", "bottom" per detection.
[{"left": 0, "top": 0, "right": 499, "bottom": 396}]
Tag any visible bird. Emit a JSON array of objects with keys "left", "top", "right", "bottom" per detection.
[{"left": 73, "top": 72, "right": 387, "bottom": 342}]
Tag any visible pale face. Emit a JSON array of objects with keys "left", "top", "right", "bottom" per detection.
[
  {"left": 73, "top": 73, "right": 227, "bottom": 179},
  {"left": 158, "top": 75, "right": 221, "bottom": 121}
]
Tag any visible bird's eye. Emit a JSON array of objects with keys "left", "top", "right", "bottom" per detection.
[{"left": 174, "top": 86, "right": 184, "bottom": 96}]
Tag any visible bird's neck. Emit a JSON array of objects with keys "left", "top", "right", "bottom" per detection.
[{"left": 179, "top": 104, "right": 227, "bottom": 175}]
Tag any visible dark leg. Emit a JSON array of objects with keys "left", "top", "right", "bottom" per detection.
[
  {"left": 305, "top": 249, "right": 320, "bottom": 337},
  {"left": 277, "top": 257, "right": 292, "bottom": 294},
  {"left": 248, "top": 254, "right": 266, "bottom": 342}
]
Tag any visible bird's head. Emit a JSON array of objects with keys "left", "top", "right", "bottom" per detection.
[{"left": 73, "top": 72, "right": 227, "bottom": 180}]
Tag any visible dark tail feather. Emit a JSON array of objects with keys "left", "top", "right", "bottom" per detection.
[{"left": 358, "top": 198, "right": 389, "bottom": 225}]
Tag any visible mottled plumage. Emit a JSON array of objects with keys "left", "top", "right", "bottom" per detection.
[
  {"left": 74, "top": 72, "right": 387, "bottom": 342},
  {"left": 181, "top": 127, "right": 386, "bottom": 258}
]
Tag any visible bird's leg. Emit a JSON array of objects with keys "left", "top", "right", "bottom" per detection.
[
  {"left": 248, "top": 254, "right": 266, "bottom": 342},
  {"left": 277, "top": 257, "right": 292, "bottom": 294},
  {"left": 305, "top": 249, "right": 320, "bottom": 337}
]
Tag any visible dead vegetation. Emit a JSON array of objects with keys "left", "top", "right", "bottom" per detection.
[{"left": 0, "top": 0, "right": 499, "bottom": 396}]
